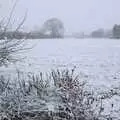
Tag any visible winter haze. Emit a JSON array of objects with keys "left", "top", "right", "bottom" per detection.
[
  {"left": 0, "top": 0, "right": 120, "bottom": 33},
  {"left": 1, "top": 0, "right": 120, "bottom": 119}
]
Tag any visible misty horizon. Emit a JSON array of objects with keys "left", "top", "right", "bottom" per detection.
[{"left": 0, "top": 0, "right": 120, "bottom": 34}]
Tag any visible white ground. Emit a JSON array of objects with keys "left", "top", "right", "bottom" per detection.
[
  {"left": 1, "top": 38, "right": 120, "bottom": 90},
  {"left": 1, "top": 38, "right": 120, "bottom": 117}
]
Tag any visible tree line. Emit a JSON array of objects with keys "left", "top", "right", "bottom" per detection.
[
  {"left": 89, "top": 25, "right": 120, "bottom": 39},
  {"left": 0, "top": 18, "right": 65, "bottom": 39}
]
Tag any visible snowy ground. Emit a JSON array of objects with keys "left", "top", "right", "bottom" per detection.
[
  {"left": 1, "top": 38, "right": 120, "bottom": 90},
  {"left": 1, "top": 38, "right": 120, "bottom": 118}
]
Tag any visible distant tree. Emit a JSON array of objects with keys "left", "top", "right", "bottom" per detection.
[
  {"left": 104, "top": 29, "right": 112, "bottom": 38},
  {"left": 43, "top": 18, "right": 64, "bottom": 38},
  {"left": 113, "top": 24, "right": 120, "bottom": 39},
  {"left": 91, "top": 29, "right": 104, "bottom": 38}
]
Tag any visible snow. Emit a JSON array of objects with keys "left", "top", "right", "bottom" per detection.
[
  {"left": 14, "top": 39, "right": 120, "bottom": 88},
  {"left": 1, "top": 38, "right": 120, "bottom": 118},
  {"left": 1, "top": 38, "right": 120, "bottom": 90}
]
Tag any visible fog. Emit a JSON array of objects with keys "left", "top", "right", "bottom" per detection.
[
  {"left": 1, "top": 1, "right": 120, "bottom": 119},
  {"left": 0, "top": 0, "right": 120, "bottom": 33}
]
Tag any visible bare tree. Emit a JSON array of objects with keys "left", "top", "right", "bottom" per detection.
[
  {"left": 0, "top": 0, "right": 29, "bottom": 66},
  {"left": 43, "top": 18, "right": 64, "bottom": 38}
]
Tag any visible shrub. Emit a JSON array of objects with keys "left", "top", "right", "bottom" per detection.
[{"left": 0, "top": 69, "right": 120, "bottom": 120}]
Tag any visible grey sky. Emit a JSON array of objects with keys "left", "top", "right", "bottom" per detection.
[{"left": 0, "top": 0, "right": 120, "bottom": 33}]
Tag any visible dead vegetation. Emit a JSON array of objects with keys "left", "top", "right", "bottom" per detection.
[{"left": 0, "top": 69, "right": 120, "bottom": 120}]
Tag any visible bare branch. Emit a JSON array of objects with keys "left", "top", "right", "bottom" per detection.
[
  {"left": 0, "top": 0, "right": 19, "bottom": 38},
  {"left": 14, "top": 11, "right": 27, "bottom": 32}
]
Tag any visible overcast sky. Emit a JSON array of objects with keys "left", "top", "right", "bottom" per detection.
[{"left": 0, "top": 0, "right": 120, "bottom": 33}]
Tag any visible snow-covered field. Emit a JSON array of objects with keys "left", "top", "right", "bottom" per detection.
[
  {"left": 2, "top": 38, "right": 120, "bottom": 89},
  {"left": 1, "top": 38, "right": 120, "bottom": 118}
]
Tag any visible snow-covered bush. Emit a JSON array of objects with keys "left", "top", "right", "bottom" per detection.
[
  {"left": 0, "top": 71, "right": 62, "bottom": 119},
  {"left": 0, "top": 38, "right": 28, "bottom": 66},
  {"left": 51, "top": 69, "right": 99, "bottom": 120},
  {"left": 0, "top": 69, "right": 120, "bottom": 120}
]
